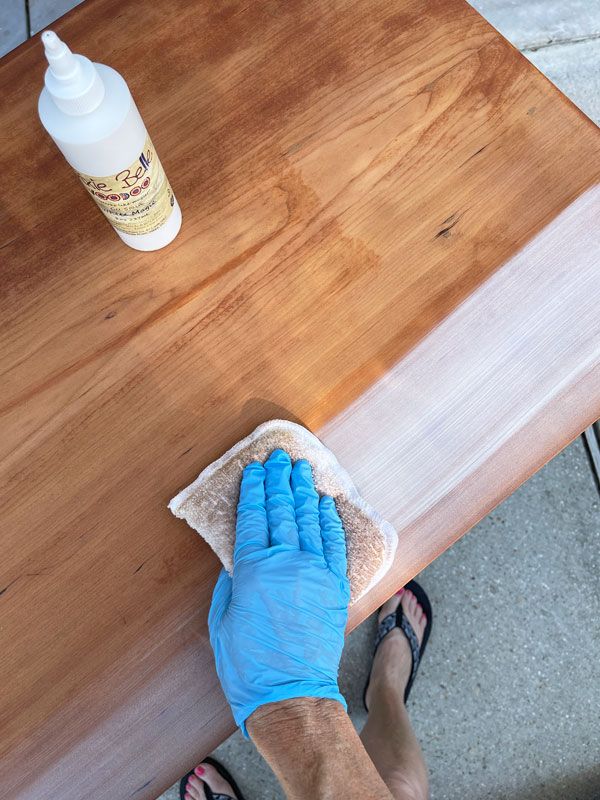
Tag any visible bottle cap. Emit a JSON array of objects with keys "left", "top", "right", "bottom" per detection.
[{"left": 42, "top": 30, "right": 105, "bottom": 115}]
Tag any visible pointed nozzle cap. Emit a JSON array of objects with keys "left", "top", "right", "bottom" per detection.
[
  {"left": 42, "top": 30, "right": 79, "bottom": 79},
  {"left": 41, "top": 30, "right": 105, "bottom": 115}
]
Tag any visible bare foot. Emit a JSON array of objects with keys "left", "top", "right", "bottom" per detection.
[
  {"left": 365, "top": 587, "right": 427, "bottom": 710},
  {"left": 184, "top": 762, "right": 238, "bottom": 800}
]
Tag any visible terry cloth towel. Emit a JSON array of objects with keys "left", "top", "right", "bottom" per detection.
[{"left": 168, "top": 419, "right": 397, "bottom": 604}]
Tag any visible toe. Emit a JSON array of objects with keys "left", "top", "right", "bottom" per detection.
[
  {"left": 196, "top": 763, "right": 237, "bottom": 798},
  {"left": 400, "top": 590, "right": 428, "bottom": 642},
  {"left": 379, "top": 590, "right": 402, "bottom": 620},
  {"left": 377, "top": 587, "right": 428, "bottom": 647},
  {"left": 186, "top": 774, "right": 207, "bottom": 800}
]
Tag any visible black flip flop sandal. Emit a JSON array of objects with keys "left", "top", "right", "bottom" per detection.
[
  {"left": 179, "top": 756, "right": 247, "bottom": 800},
  {"left": 363, "top": 580, "right": 433, "bottom": 712}
]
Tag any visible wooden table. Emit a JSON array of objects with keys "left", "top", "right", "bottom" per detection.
[{"left": 2, "top": 1, "right": 599, "bottom": 797}]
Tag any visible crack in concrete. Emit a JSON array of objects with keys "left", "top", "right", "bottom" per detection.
[{"left": 521, "top": 31, "right": 600, "bottom": 53}]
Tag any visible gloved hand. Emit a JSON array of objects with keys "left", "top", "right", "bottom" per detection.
[{"left": 208, "top": 448, "right": 350, "bottom": 737}]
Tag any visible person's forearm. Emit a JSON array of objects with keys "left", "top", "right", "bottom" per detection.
[{"left": 248, "top": 698, "right": 394, "bottom": 800}]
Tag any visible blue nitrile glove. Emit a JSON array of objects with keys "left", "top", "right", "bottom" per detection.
[{"left": 208, "top": 448, "right": 351, "bottom": 737}]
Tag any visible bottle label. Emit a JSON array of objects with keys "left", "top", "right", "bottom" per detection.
[{"left": 76, "top": 134, "right": 175, "bottom": 236}]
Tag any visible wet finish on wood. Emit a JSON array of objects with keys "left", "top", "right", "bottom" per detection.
[{"left": 1, "top": 0, "right": 599, "bottom": 798}]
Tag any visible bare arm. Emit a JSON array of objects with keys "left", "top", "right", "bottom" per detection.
[{"left": 249, "top": 698, "right": 395, "bottom": 800}]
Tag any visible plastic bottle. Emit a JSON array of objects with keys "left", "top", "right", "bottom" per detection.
[{"left": 38, "top": 30, "right": 182, "bottom": 251}]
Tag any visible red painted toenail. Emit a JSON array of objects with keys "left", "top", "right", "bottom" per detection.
[
  {"left": 194, "top": 766, "right": 205, "bottom": 777},
  {"left": 396, "top": 587, "right": 404, "bottom": 595}
]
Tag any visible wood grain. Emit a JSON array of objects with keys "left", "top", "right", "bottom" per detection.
[
  {"left": 324, "top": 186, "right": 600, "bottom": 625},
  {"left": 1, "top": 0, "right": 599, "bottom": 797}
]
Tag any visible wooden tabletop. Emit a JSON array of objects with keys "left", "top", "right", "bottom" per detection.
[{"left": 1, "top": 0, "right": 599, "bottom": 797}]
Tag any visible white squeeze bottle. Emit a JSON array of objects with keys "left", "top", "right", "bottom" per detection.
[{"left": 38, "top": 30, "right": 182, "bottom": 251}]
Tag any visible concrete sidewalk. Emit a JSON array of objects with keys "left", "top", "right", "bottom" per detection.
[{"left": 470, "top": 0, "right": 600, "bottom": 123}]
